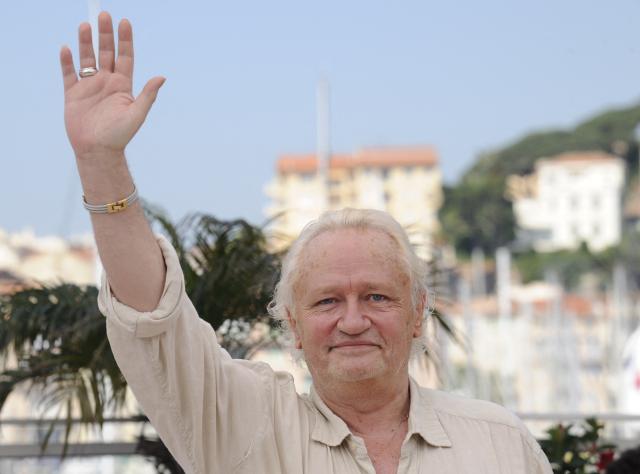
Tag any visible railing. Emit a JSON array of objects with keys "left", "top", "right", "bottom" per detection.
[
  {"left": 0, "top": 416, "right": 150, "bottom": 459},
  {"left": 0, "top": 413, "right": 638, "bottom": 458},
  {"left": 517, "top": 413, "right": 640, "bottom": 422},
  {"left": 518, "top": 412, "right": 640, "bottom": 451}
]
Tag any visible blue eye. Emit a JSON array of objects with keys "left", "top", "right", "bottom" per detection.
[
  {"left": 318, "top": 298, "right": 336, "bottom": 305},
  {"left": 369, "top": 294, "right": 387, "bottom": 302}
]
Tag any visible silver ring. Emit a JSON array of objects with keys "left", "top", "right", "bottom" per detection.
[{"left": 79, "top": 67, "right": 98, "bottom": 78}]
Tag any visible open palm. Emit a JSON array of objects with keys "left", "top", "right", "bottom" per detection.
[{"left": 60, "top": 12, "right": 164, "bottom": 158}]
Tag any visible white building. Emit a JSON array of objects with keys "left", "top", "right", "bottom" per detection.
[
  {"left": 0, "top": 228, "right": 97, "bottom": 293},
  {"left": 508, "top": 151, "right": 625, "bottom": 252},
  {"left": 264, "top": 146, "right": 443, "bottom": 256}
]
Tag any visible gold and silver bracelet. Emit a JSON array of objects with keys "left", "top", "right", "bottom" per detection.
[{"left": 82, "top": 187, "right": 139, "bottom": 214}]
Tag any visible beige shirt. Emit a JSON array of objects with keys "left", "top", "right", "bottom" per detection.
[{"left": 98, "top": 236, "right": 553, "bottom": 474}]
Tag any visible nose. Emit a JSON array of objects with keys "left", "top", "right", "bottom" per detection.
[{"left": 336, "top": 297, "right": 371, "bottom": 335}]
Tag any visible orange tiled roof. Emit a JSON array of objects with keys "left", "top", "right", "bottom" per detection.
[
  {"left": 442, "top": 292, "right": 597, "bottom": 319},
  {"left": 276, "top": 153, "right": 350, "bottom": 173},
  {"left": 277, "top": 146, "right": 438, "bottom": 174}
]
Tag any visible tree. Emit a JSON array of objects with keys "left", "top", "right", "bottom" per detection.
[
  {"left": 470, "top": 103, "right": 640, "bottom": 178},
  {"left": 440, "top": 175, "right": 516, "bottom": 255},
  {"left": 0, "top": 283, "right": 125, "bottom": 455},
  {"left": 145, "top": 206, "right": 282, "bottom": 356}
]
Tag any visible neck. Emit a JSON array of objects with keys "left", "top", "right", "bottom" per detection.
[{"left": 314, "top": 372, "right": 411, "bottom": 436}]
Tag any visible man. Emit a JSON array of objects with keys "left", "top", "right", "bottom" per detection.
[{"left": 61, "top": 12, "right": 553, "bottom": 473}]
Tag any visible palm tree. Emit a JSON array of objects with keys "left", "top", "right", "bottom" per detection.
[
  {"left": 0, "top": 282, "right": 125, "bottom": 455},
  {"left": 146, "top": 206, "right": 282, "bottom": 356}
]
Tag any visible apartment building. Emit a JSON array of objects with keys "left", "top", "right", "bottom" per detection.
[
  {"left": 507, "top": 151, "right": 625, "bottom": 252},
  {"left": 264, "top": 147, "right": 443, "bottom": 256}
]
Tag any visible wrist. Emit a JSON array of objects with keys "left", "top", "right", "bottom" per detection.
[
  {"left": 83, "top": 186, "right": 139, "bottom": 214},
  {"left": 75, "top": 147, "right": 126, "bottom": 164},
  {"left": 76, "top": 152, "right": 136, "bottom": 205}
]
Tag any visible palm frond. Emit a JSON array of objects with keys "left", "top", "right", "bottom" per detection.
[
  {"left": 147, "top": 210, "right": 281, "bottom": 330},
  {"left": 0, "top": 282, "right": 128, "bottom": 450}
]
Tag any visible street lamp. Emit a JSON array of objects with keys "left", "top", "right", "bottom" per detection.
[{"left": 634, "top": 123, "right": 640, "bottom": 178}]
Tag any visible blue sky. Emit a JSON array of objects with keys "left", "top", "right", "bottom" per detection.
[{"left": 1, "top": 0, "right": 639, "bottom": 237}]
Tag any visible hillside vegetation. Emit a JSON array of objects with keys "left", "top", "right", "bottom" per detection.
[{"left": 440, "top": 103, "right": 640, "bottom": 255}]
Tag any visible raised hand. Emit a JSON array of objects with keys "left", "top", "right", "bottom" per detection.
[{"left": 60, "top": 12, "right": 165, "bottom": 159}]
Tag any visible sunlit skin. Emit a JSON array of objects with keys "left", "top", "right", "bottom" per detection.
[
  {"left": 59, "top": 12, "right": 167, "bottom": 311},
  {"left": 288, "top": 228, "right": 425, "bottom": 473},
  {"left": 290, "top": 228, "right": 423, "bottom": 384}
]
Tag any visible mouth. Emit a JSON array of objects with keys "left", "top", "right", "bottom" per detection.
[{"left": 330, "top": 342, "right": 379, "bottom": 351}]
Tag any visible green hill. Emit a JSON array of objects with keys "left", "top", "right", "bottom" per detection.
[{"left": 440, "top": 103, "right": 640, "bottom": 255}]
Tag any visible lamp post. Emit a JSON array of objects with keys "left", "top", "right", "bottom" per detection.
[{"left": 633, "top": 123, "right": 640, "bottom": 176}]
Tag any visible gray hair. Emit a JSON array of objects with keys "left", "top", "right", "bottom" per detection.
[{"left": 267, "top": 208, "right": 431, "bottom": 355}]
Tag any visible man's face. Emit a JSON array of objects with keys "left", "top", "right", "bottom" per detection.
[{"left": 289, "top": 228, "right": 423, "bottom": 385}]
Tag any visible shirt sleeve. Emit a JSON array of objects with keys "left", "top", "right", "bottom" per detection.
[
  {"left": 517, "top": 419, "right": 554, "bottom": 474},
  {"left": 97, "top": 235, "right": 270, "bottom": 474}
]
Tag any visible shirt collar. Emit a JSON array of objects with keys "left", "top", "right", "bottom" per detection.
[
  {"left": 309, "top": 385, "right": 352, "bottom": 447},
  {"left": 309, "top": 377, "right": 452, "bottom": 448},
  {"left": 407, "top": 377, "right": 452, "bottom": 448}
]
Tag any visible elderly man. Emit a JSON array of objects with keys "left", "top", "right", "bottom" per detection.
[{"left": 61, "top": 12, "right": 552, "bottom": 474}]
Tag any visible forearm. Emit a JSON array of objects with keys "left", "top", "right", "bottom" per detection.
[
  {"left": 77, "top": 151, "right": 165, "bottom": 312},
  {"left": 99, "top": 236, "right": 268, "bottom": 473}
]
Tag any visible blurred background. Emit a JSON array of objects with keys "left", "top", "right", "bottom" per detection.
[{"left": 2, "top": 0, "right": 640, "bottom": 472}]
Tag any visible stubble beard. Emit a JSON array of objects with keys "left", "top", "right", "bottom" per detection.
[{"left": 325, "top": 350, "right": 387, "bottom": 383}]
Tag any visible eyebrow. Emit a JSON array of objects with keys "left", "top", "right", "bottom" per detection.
[{"left": 306, "top": 281, "right": 397, "bottom": 296}]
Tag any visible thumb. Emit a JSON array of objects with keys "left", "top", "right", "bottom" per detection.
[{"left": 132, "top": 76, "right": 166, "bottom": 123}]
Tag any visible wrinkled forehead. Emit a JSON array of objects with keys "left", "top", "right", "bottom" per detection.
[
  {"left": 314, "top": 226, "right": 396, "bottom": 252},
  {"left": 293, "top": 227, "right": 409, "bottom": 288}
]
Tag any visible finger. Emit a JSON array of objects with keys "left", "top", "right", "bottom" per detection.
[
  {"left": 78, "top": 22, "right": 97, "bottom": 69},
  {"left": 131, "top": 77, "right": 166, "bottom": 124},
  {"left": 115, "top": 19, "right": 134, "bottom": 79},
  {"left": 60, "top": 46, "right": 78, "bottom": 92},
  {"left": 98, "top": 11, "right": 115, "bottom": 72}
]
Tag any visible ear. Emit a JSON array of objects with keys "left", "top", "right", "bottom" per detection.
[
  {"left": 286, "top": 308, "right": 303, "bottom": 349},
  {"left": 412, "top": 292, "right": 426, "bottom": 338}
]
